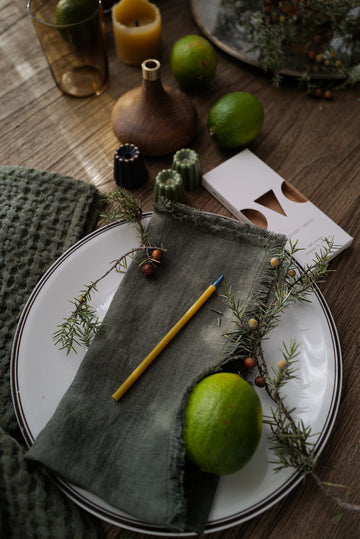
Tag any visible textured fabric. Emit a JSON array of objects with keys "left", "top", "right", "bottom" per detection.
[
  {"left": 26, "top": 200, "right": 287, "bottom": 533},
  {"left": 0, "top": 165, "right": 103, "bottom": 434},
  {"left": 0, "top": 426, "right": 104, "bottom": 539},
  {"left": 0, "top": 166, "right": 104, "bottom": 538}
]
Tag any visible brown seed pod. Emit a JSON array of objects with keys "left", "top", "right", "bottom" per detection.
[
  {"left": 270, "top": 257, "right": 280, "bottom": 268},
  {"left": 151, "top": 249, "right": 163, "bottom": 261},
  {"left": 255, "top": 375, "right": 266, "bottom": 388},
  {"left": 243, "top": 357, "right": 257, "bottom": 369},
  {"left": 142, "top": 263, "right": 155, "bottom": 276}
]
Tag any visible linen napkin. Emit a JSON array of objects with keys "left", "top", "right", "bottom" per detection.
[{"left": 26, "top": 200, "right": 286, "bottom": 533}]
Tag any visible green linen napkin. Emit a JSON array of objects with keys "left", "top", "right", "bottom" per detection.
[{"left": 26, "top": 200, "right": 286, "bottom": 533}]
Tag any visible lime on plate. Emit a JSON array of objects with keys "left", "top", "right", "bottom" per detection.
[{"left": 184, "top": 372, "right": 262, "bottom": 475}]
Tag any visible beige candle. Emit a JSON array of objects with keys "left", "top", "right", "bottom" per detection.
[{"left": 112, "top": 0, "right": 161, "bottom": 65}]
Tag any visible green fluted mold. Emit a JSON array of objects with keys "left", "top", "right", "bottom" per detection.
[
  {"left": 153, "top": 169, "right": 186, "bottom": 203},
  {"left": 172, "top": 148, "right": 201, "bottom": 190}
]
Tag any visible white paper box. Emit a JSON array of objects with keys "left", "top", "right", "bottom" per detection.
[{"left": 202, "top": 149, "right": 353, "bottom": 267}]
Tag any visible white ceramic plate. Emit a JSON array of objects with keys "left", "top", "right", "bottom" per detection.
[
  {"left": 190, "top": 0, "right": 358, "bottom": 80},
  {"left": 11, "top": 216, "right": 342, "bottom": 536}
]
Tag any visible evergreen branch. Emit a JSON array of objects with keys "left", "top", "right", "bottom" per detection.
[
  {"left": 218, "top": 0, "right": 360, "bottom": 93},
  {"left": 222, "top": 236, "right": 360, "bottom": 514},
  {"left": 99, "top": 189, "right": 149, "bottom": 245},
  {"left": 99, "top": 189, "right": 143, "bottom": 226},
  {"left": 53, "top": 245, "right": 165, "bottom": 354},
  {"left": 311, "top": 473, "right": 360, "bottom": 514},
  {"left": 54, "top": 189, "right": 166, "bottom": 355},
  {"left": 221, "top": 238, "right": 335, "bottom": 356}
]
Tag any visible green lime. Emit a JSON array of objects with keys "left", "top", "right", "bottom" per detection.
[
  {"left": 183, "top": 372, "right": 262, "bottom": 475},
  {"left": 55, "top": 0, "right": 97, "bottom": 25},
  {"left": 55, "top": 0, "right": 98, "bottom": 46},
  {"left": 170, "top": 35, "right": 217, "bottom": 90},
  {"left": 207, "top": 91, "right": 264, "bottom": 148}
]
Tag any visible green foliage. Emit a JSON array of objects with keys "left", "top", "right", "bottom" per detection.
[
  {"left": 99, "top": 189, "right": 143, "bottom": 225},
  {"left": 53, "top": 189, "right": 165, "bottom": 355},
  {"left": 99, "top": 189, "right": 149, "bottom": 245},
  {"left": 264, "top": 339, "right": 318, "bottom": 475},
  {"left": 222, "top": 237, "right": 360, "bottom": 513},
  {"left": 53, "top": 285, "right": 102, "bottom": 354},
  {"left": 218, "top": 0, "right": 360, "bottom": 91},
  {"left": 222, "top": 237, "right": 335, "bottom": 357}
]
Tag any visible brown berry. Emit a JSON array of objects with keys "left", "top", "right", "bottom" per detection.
[
  {"left": 142, "top": 263, "right": 155, "bottom": 276},
  {"left": 255, "top": 376, "right": 266, "bottom": 388},
  {"left": 308, "top": 50, "right": 316, "bottom": 60},
  {"left": 151, "top": 249, "right": 163, "bottom": 261},
  {"left": 288, "top": 269, "right": 296, "bottom": 278},
  {"left": 270, "top": 257, "right": 280, "bottom": 268},
  {"left": 244, "top": 357, "right": 257, "bottom": 369},
  {"left": 324, "top": 90, "right": 333, "bottom": 100}
]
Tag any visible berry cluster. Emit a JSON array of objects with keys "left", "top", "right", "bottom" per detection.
[
  {"left": 241, "top": 255, "right": 293, "bottom": 388},
  {"left": 243, "top": 354, "right": 266, "bottom": 387},
  {"left": 260, "top": 0, "right": 348, "bottom": 98},
  {"left": 141, "top": 248, "right": 164, "bottom": 276},
  {"left": 242, "top": 316, "right": 267, "bottom": 387}
]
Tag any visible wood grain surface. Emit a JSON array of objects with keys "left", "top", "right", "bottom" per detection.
[{"left": 1, "top": 1, "right": 360, "bottom": 538}]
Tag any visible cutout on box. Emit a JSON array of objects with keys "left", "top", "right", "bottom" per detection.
[
  {"left": 281, "top": 181, "right": 308, "bottom": 203},
  {"left": 255, "top": 189, "right": 287, "bottom": 216},
  {"left": 241, "top": 209, "right": 268, "bottom": 229},
  {"left": 201, "top": 149, "right": 353, "bottom": 266}
]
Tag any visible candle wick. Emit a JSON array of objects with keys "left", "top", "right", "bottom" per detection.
[{"left": 135, "top": 20, "right": 139, "bottom": 26}]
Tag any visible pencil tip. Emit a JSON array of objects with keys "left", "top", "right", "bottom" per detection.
[{"left": 213, "top": 275, "right": 224, "bottom": 288}]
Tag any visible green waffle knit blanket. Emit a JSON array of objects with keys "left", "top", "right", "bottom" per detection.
[
  {"left": 0, "top": 166, "right": 104, "bottom": 537},
  {"left": 0, "top": 426, "right": 104, "bottom": 538},
  {"left": 0, "top": 166, "right": 103, "bottom": 434}
]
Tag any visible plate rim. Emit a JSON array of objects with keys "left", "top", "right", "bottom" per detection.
[{"left": 10, "top": 214, "right": 343, "bottom": 536}]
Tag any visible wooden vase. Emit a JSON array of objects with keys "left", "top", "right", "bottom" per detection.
[{"left": 111, "top": 59, "right": 198, "bottom": 156}]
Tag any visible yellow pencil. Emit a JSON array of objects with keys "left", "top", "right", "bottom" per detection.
[{"left": 112, "top": 275, "right": 223, "bottom": 401}]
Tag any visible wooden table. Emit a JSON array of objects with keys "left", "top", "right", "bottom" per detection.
[{"left": 2, "top": 1, "right": 360, "bottom": 538}]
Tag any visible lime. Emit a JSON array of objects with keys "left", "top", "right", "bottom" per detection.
[
  {"left": 207, "top": 91, "right": 264, "bottom": 148},
  {"left": 55, "top": 0, "right": 98, "bottom": 46},
  {"left": 183, "top": 372, "right": 262, "bottom": 475},
  {"left": 55, "top": 0, "right": 97, "bottom": 25},
  {"left": 170, "top": 35, "right": 217, "bottom": 90}
]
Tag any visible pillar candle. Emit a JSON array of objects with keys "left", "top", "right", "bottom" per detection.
[{"left": 112, "top": 0, "right": 162, "bottom": 65}]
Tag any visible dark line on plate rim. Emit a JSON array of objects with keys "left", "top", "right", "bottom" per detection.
[{"left": 10, "top": 216, "right": 342, "bottom": 536}]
